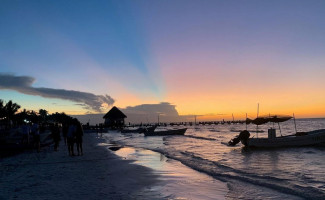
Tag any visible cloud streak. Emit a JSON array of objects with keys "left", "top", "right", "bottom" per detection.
[{"left": 0, "top": 73, "right": 114, "bottom": 112}]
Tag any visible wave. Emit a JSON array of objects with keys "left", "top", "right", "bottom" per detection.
[{"left": 144, "top": 148, "right": 325, "bottom": 200}]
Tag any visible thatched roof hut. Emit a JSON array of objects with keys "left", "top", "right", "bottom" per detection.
[{"left": 103, "top": 106, "right": 127, "bottom": 128}]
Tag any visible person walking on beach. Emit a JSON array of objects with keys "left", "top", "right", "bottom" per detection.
[
  {"left": 62, "top": 123, "right": 68, "bottom": 146},
  {"left": 31, "top": 122, "right": 40, "bottom": 152},
  {"left": 75, "top": 122, "right": 84, "bottom": 156},
  {"left": 52, "top": 123, "right": 61, "bottom": 151},
  {"left": 99, "top": 124, "right": 103, "bottom": 137},
  {"left": 67, "top": 122, "right": 76, "bottom": 156},
  {"left": 95, "top": 124, "right": 99, "bottom": 135},
  {"left": 21, "top": 122, "right": 30, "bottom": 145}
]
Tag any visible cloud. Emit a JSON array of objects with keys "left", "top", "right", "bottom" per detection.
[
  {"left": 0, "top": 73, "right": 114, "bottom": 112},
  {"left": 122, "top": 102, "right": 179, "bottom": 116}
]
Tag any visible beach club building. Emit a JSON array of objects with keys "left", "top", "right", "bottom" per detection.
[{"left": 103, "top": 106, "right": 127, "bottom": 128}]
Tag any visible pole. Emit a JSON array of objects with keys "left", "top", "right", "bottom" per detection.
[
  {"left": 293, "top": 113, "right": 297, "bottom": 134},
  {"left": 246, "top": 113, "right": 247, "bottom": 130},
  {"left": 256, "top": 103, "right": 259, "bottom": 138},
  {"left": 278, "top": 122, "right": 282, "bottom": 136}
]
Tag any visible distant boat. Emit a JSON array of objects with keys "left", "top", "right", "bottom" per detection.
[
  {"left": 121, "top": 125, "right": 156, "bottom": 133},
  {"left": 228, "top": 115, "right": 325, "bottom": 148},
  {"left": 144, "top": 128, "right": 187, "bottom": 136}
]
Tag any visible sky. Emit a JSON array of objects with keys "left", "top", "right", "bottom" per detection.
[{"left": 1, "top": 0, "right": 325, "bottom": 122}]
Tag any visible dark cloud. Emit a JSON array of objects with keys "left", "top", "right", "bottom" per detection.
[
  {"left": 123, "top": 102, "right": 179, "bottom": 116},
  {"left": 0, "top": 73, "right": 114, "bottom": 112}
]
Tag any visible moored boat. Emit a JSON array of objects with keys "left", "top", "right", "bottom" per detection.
[
  {"left": 246, "top": 129, "right": 325, "bottom": 148},
  {"left": 144, "top": 128, "right": 187, "bottom": 136},
  {"left": 228, "top": 114, "right": 325, "bottom": 148},
  {"left": 121, "top": 125, "right": 157, "bottom": 133}
]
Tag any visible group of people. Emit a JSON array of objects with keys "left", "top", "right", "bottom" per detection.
[
  {"left": 62, "top": 120, "right": 84, "bottom": 156},
  {"left": 21, "top": 121, "right": 41, "bottom": 152},
  {"left": 20, "top": 119, "right": 84, "bottom": 156}
]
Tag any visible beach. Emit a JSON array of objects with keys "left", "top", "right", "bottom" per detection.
[{"left": 0, "top": 132, "right": 227, "bottom": 200}]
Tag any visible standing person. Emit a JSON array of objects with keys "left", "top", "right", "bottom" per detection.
[
  {"left": 75, "top": 122, "right": 84, "bottom": 156},
  {"left": 52, "top": 123, "right": 61, "bottom": 151},
  {"left": 21, "top": 122, "right": 30, "bottom": 145},
  {"left": 95, "top": 124, "right": 99, "bottom": 135},
  {"left": 62, "top": 123, "right": 68, "bottom": 146},
  {"left": 31, "top": 122, "right": 40, "bottom": 152},
  {"left": 67, "top": 122, "right": 76, "bottom": 156},
  {"left": 99, "top": 124, "right": 103, "bottom": 137}
]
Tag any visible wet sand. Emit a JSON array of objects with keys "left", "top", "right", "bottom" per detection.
[{"left": 0, "top": 132, "right": 227, "bottom": 199}]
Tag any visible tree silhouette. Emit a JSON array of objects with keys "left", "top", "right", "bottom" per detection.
[
  {"left": 4, "top": 100, "right": 21, "bottom": 124},
  {"left": 39, "top": 109, "right": 48, "bottom": 122},
  {"left": 0, "top": 99, "right": 5, "bottom": 119}
]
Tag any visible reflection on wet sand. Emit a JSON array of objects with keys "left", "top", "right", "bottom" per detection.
[{"left": 113, "top": 146, "right": 228, "bottom": 200}]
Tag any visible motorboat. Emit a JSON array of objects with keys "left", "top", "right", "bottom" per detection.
[
  {"left": 121, "top": 125, "right": 157, "bottom": 133},
  {"left": 144, "top": 128, "right": 187, "bottom": 136},
  {"left": 228, "top": 115, "right": 325, "bottom": 148}
]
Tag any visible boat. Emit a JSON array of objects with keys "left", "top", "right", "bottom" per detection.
[
  {"left": 144, "top": 128, "right": 187, "bottom": 136},
  {"left": 121, "top": 125, "right": 157, "bottom": 133},
  {"left": 228, "top": 115, "right": 325, "bottom": 148},
  {"left": 246, "top": 129, "right": 325, "bottom": 148}
]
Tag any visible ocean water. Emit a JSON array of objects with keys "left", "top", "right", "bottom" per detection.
[{"left": 103, "top": 118, "right": 325, "bottom": 199}]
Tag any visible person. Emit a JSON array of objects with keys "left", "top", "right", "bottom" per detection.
[
  {"left": 62, "top": 123, "right": 68, "bottom": 146},
  {"left": 75, "top": 122, "right": 84, "bottom": 156},
  {"left": 67, "top": 122, "right": 76, "bottom": 156},
  {"left": 52, "top": 123, "right": 61, "bottom": 151},
  {"left": 31, "top": 122, "right": 40, "bottom": 152},
  {"left": 99, "top": 124, "right": 103, "bottom": 137},
  {"left": 21, "top": 122, "right": 30, "bottom": 145},
  {"left": 95, "top": 124, "right": 99, "bottom": 135}
]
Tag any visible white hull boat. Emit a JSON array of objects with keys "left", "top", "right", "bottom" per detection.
[
  {"left": 228, "top": 114, "right": 325, "bottom": 148},
  {"left": 246, "top": 129, "right": 325, "bottom": 148}
]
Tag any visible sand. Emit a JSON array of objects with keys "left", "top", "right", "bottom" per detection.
[{"left": 0, "top": 132, "right": 227, "bottom": 200}]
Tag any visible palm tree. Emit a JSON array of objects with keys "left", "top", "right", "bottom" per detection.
[
  {"left": 4, "top": 100, "right": 21, "bottom": 126},
  {"left": 0, "top": 99, "right": 5, "bottom": 119},
  {"left": 39, "top": 109, "right": 48, "bottom": 122}
]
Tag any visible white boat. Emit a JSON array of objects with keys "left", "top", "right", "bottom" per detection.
[
  {"left": 246, "top": 128, "right": 325, "bottom": 148},
  {"left": 228, "top": 115, "right": 325, "bottom": 148}
]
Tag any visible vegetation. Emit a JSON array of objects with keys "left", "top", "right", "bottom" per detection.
[{"left": 0, "top": 99, "right": 76, "bottom": 129}]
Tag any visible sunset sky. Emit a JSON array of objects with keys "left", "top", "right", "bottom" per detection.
[{"left": 1, "top": 0, "right": 325, "bottom": 121}]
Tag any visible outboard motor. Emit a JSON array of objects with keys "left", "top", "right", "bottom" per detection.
[
  {"left": 228, "top": 130, "right": 250, "bottom": 146},
  {"left": 239, "top": 130, "right": 250, "bottom": 146}
]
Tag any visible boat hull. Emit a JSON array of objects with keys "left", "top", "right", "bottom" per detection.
[
  {"left": 144, "top": 128, "right": 187, "bottom": 136},
  {"left": 246, "top": 129, "right": 325, "bottom": 148},
  {"left": 121, "top": 126, "right": 156, "bottom": 133}
]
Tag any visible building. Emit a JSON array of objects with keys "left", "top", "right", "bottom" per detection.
[{"left": 103, "top": 106, "right": 127, "bottom": 128}]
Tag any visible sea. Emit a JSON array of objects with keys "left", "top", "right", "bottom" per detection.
[{"left": 102, "top": 118, "right": 325, "bottom": 199}]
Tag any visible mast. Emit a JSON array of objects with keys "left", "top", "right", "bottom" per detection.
[
  {"left": 246, "top": 113, "right": 248, "bottom": 130},
  {"left": 256, "top": 103, "right": 259, "bottom": 138},
  {"left": 293, "top": 113, "right": 297, "bottom": 134}
]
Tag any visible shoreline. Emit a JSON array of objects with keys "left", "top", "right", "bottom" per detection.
[
  {"left": 0, "top": 132, "right": 228, "bottom": 200},
  {"left": 0, "top": 132, "right": 163, "bottom": 200}
]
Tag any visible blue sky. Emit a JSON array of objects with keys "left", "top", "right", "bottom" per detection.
[{"left": 1, "top": 0, "right": 325, "bottom": 118}]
